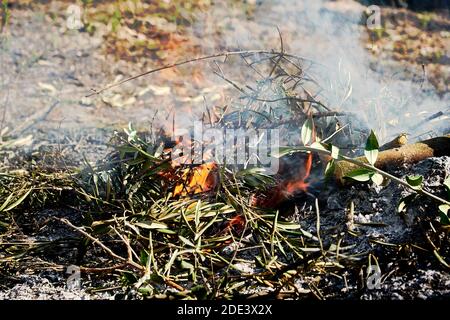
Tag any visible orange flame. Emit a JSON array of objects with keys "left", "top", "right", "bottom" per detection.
[
  {"left": 173, "top": 162, "right": 218, "bottom": 196},
  {"left": 215, "top": 214, "right": 246, "bottom": 241},
  {"left": 250, "top": 117, "right": 316, "bottom": 208},
  {"left": 283, "top": 117, "right": 315, "bottom": 194},
  {"left": 284, "top": 152, "right": 312, "bottom": 194},
  {"left": 226, "top": 215, "right": 245, "bottom": 234}
]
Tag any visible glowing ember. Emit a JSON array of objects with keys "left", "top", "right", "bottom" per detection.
[
  {"left": 249, "top": 153, "right": 314, "bottom": 208},
  {"left": 249, "top": 184, "right": 287, "bottom": 209},
  {"left": 224, "top": 215, "right": 245, "bottom": 235}
]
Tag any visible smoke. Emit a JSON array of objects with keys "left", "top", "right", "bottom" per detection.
[{"left": 188, "top": 0, "right": 449, "bottom": 144}]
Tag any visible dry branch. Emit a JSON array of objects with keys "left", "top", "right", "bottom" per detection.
[
  {"left": 57, "top": 218, "right": 144, "bottom": 272},
  {"left": 335, "top": 135, "right": 450, "bottom": 183},
  {"left": 86, "top": 50, "right": 322, "bottom": 97}
]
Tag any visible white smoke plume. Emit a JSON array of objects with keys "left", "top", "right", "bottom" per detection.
[{"left": 189, "top": 0, "right": 449, "bottom": 144}]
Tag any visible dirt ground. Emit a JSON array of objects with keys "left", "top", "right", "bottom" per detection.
[{"left": 1, "top": 0, "right": 448, "bottom": 151}]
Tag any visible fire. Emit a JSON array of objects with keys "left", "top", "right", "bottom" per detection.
[
  {"left": 173, "top": 162, "right": 218, "bottom": 196},
  {"left": 250, "top": 152, "right": 313, "bottom": 208},
  {"left": 250, "top": 117, "right": 316, "bottom": 209},
  {"left": 284, "top": 152, "right": 313, "bottom": 194},
  {"left": 166, "top": 116, "right": 315, "bottom": 208},
  {"left": 249, "top": 184, "right": 287, "bottom": 209},
  {"left": 284, "top": 117, "right": 315, "bottom": 194}
]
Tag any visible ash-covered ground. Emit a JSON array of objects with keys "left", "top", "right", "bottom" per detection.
[
  {"left": 301, "top": 156, "right": 450, "bottom": 299},
  {"left": 1, "top": 156, "right": 448, "bottom": 300}
]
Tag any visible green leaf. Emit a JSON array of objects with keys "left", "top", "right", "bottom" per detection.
[
  {"left": 274, "top": 146, "right": 297, "bottom": 158},
  {"left": 345, "top": 168, "right": 374, "bottom": 182},
  {"left": 134, "top": 221, "right": 168, "bottom": 230},
  {"left": 0, "top": 192, "right": 14, "bottom": 212},
  {"left": 137, "top": 287, "right": 153, "bottom": 296},
  {"left": 191, "top": 285, "right": 208, "bottom": 300},
  {"left": 120, "top": 271, "right": 138, "bottom": 285},
  {"left": 406, "top": 175, "right": 423, "bottom": 189},
  {"left": 1, "top": 0, "right": 10, "bottom": 29},
  {"left": 371, "top": 173, "right": 384, "bottom": 186},
  {"left": 140, "top": 250, "right": 149, "bottom": 266},
  {"left": 111, "top": 9, "right": 122, "bottom": 32},
  {"left": 439, "top": 206, "right": 450, "bottom": 226},
  {"left": 398, "top": 194, "right": 416, "bottom": 213},
  {"left": 310, "top": 141, "right": 328, "bottom": 152},
  {"left": 275, "top": 144, "right": 326, "bottom": 158},
  {"left": 150, "top": 273, "right": 164, "bottom": 284},
  {"left": 178, "top": 235, "right": 195, "bottom": 248},
  {"left": 3, "top": 189, "right": 32, "bottom": 212},
  {"left": 179, "top": 260, "right": 195, "bottom": 272},
  {"left": 324, "top": 159, "right": 336, "bottom": 178},
  {"left": 439, "top": 205, "right": 450, "bottom": 225},
  {"left": 439, "top": 204, "right": 449, "bottom": 215},
  {"left": 301, "top": 118, "right": 314, "bottom": 146},
  {"left": 164, "top": 249, "right": 179, "bottom": 275},
  {"left": 433, "top": 250, "right": 450, "bottom": 268},
  {"left": 156, "top": 229, "right": 177, "bottom": 235},
  {"left": 443, "top": 176, "right": 450, "bottom": 199},
  {"left": 276, "top": 221, "right": 301, "bottom": 230},
  {"left": 364, "top": 130, "right": 379, "bottom": 166},
  {"left": 194, "top": 200, "right": 201, "bottom": 228},
  {"left": 439, "top": 214, "right": 450, "bottom": 225},
  {"left": 330, "top": 145, "right": 339, "bottom": 160}
]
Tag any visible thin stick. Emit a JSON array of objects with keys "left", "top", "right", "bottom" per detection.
[
  {"left": 212, "top": 61, "right": 247, "bottom": 94},
  {"left": 269, "top": 28, "right": 284, "bottom": 77},
  {"left": 112, "top": 226, "right": 140, "bottom": 262},
  {"left": 12, "top": 101, "right": 59, "bottom": 136},
  {"left": 58, "top": 218, "right": 144, "bottom": 271},
  {"left": 315, "top": 198, "right": 323, "bottom": 253},
  {"left": 165, "top": 279, "right": 185, "bottom": 291},
  {"left": 262, "top": 112, "right": 347, "bottom": 129},
  {"left": 249, "top": 96, "right": 331, "bottom": 112},
  {"left": 283, "top": 146, "right": 450, "bottom": 206},
  {"left": 86, "top": 50, "right": 320, "bottom": 97},
  {"left": 80, "top": 264, "right": 127, "bottom": 273}
]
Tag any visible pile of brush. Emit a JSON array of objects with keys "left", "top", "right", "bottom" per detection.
[{"left": 1, "top": 49, "right": 449, "bottom": 299}]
